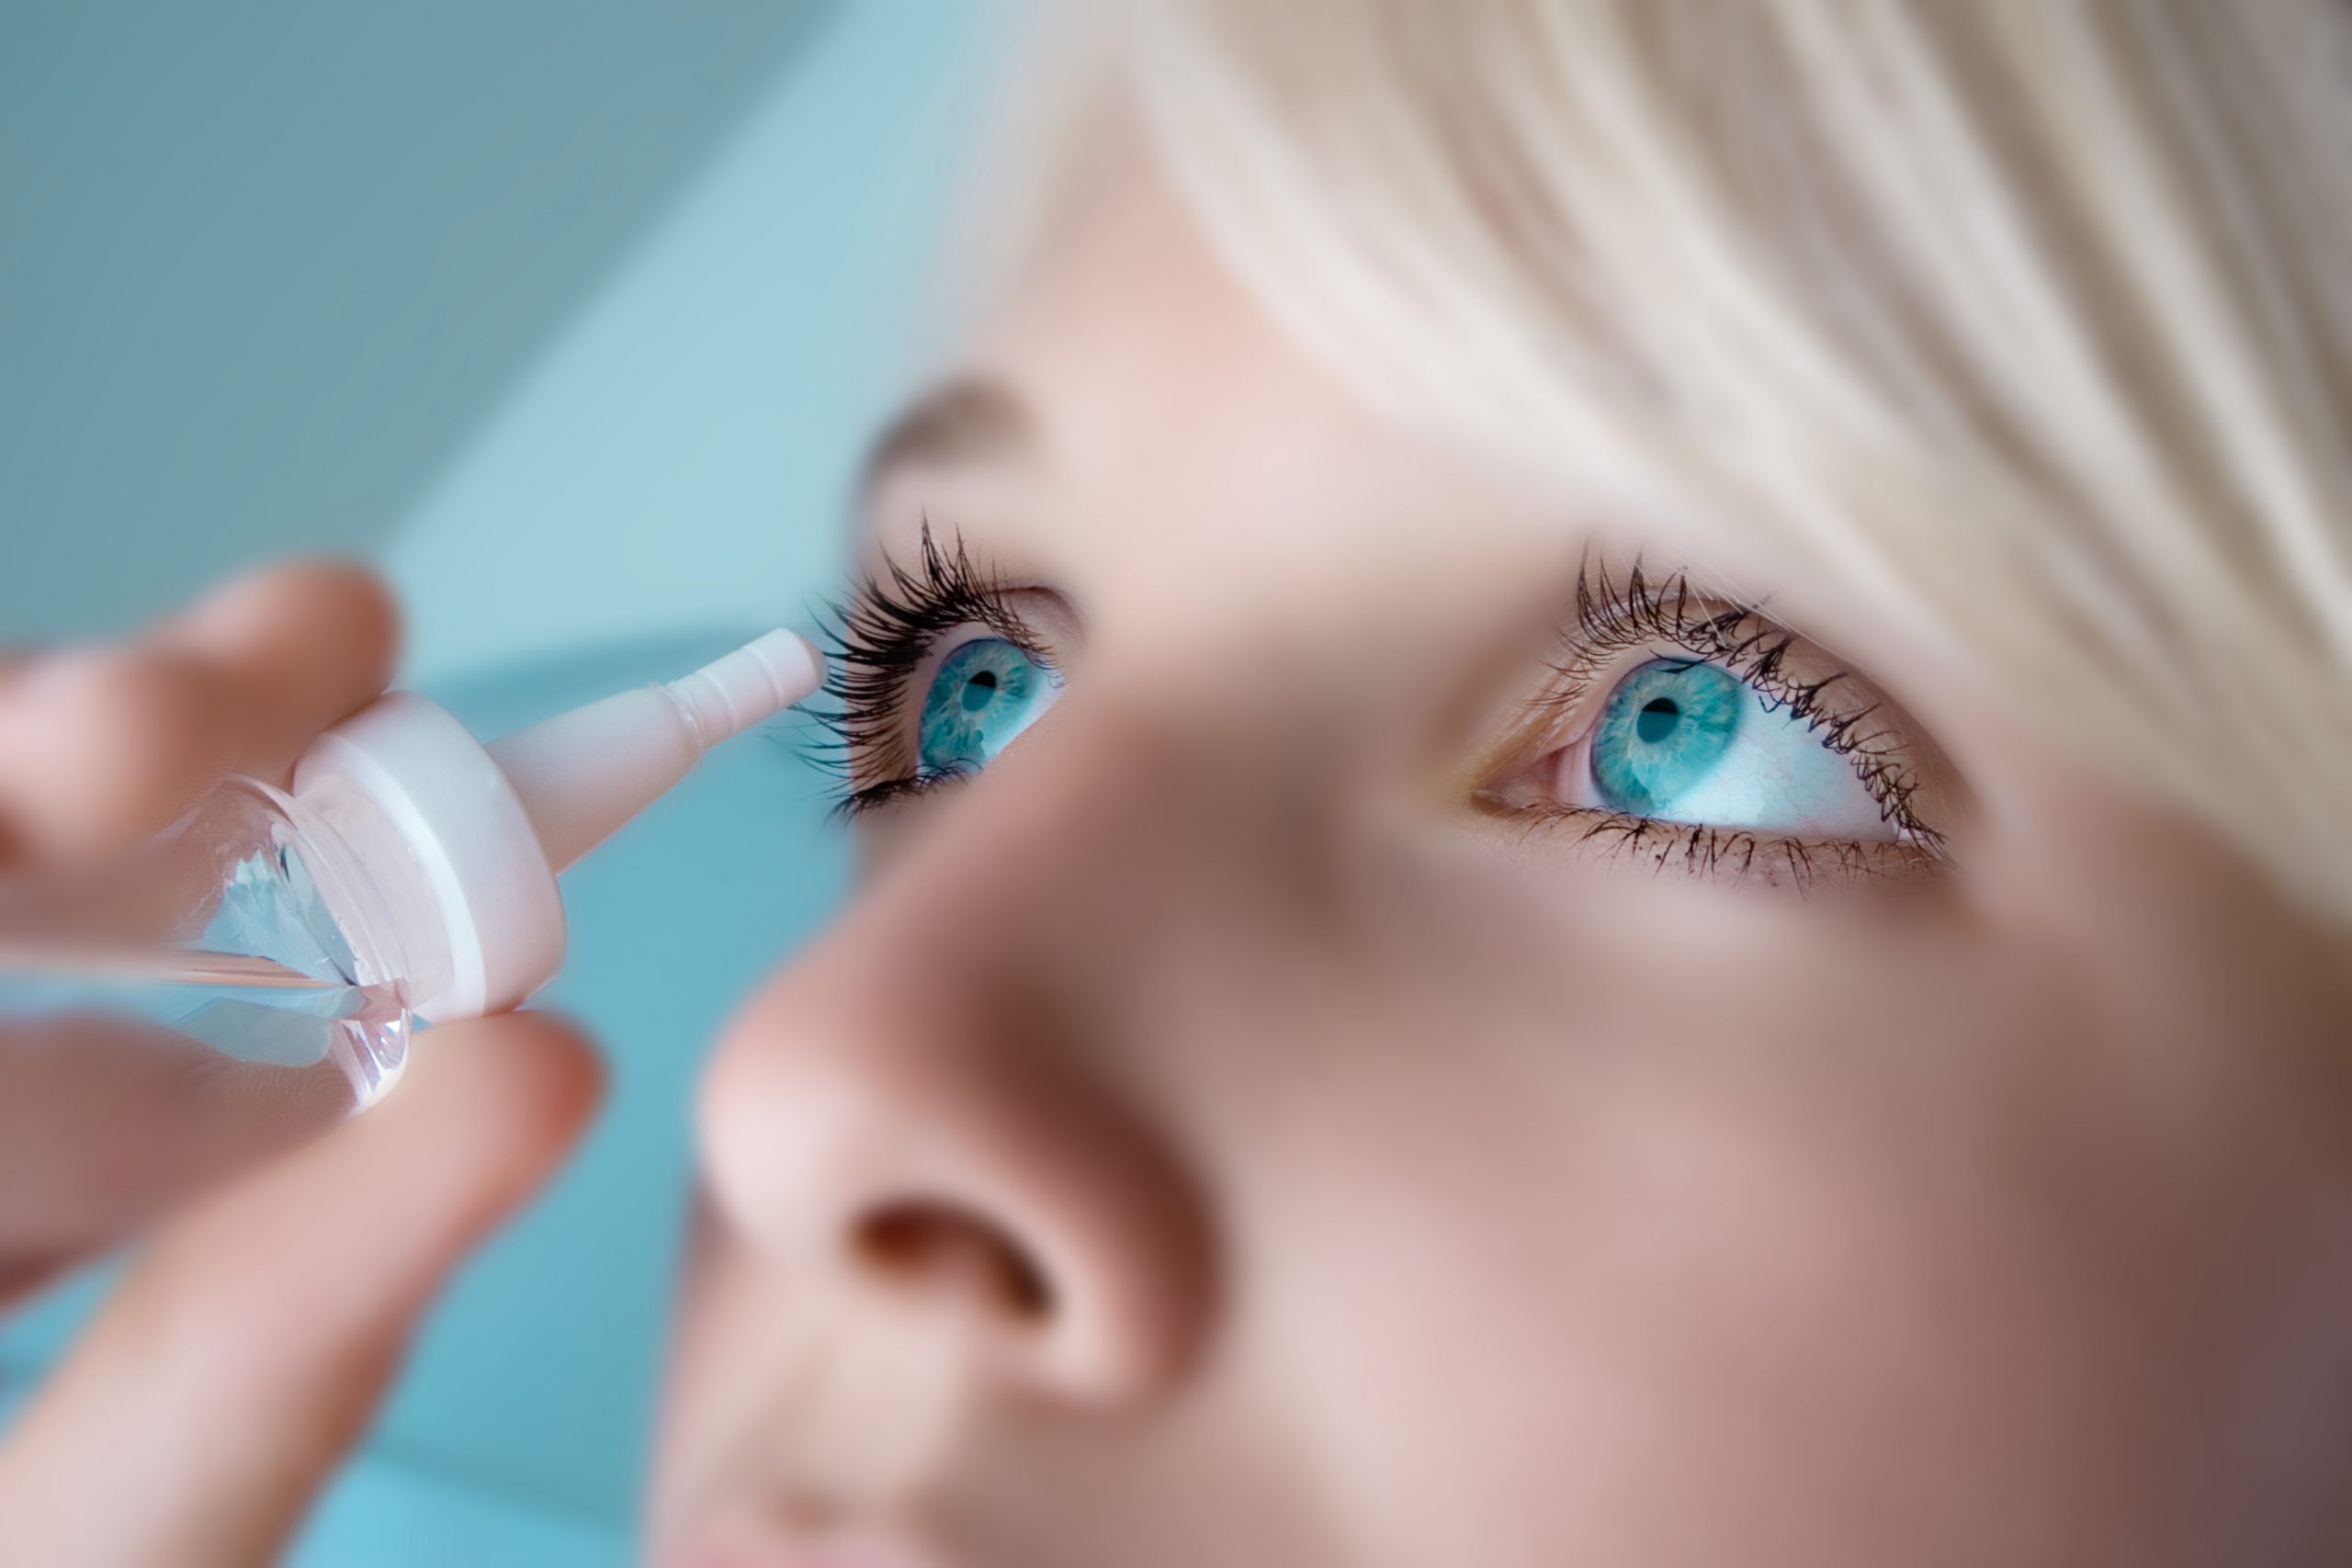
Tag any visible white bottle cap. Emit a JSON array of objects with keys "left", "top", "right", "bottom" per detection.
[{"left": 290, "top": 630, "right": 825, "bottom": 1021}]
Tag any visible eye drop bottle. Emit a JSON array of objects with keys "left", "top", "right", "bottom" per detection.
[{"left": 0, "top": 631, "right": 824, "bottom": 1277}]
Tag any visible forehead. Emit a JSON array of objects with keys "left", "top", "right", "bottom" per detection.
[
  {"left": 859, "top": 166, "right": 1976, "bottom": 753},
  {"left": 865, "top": 175, "right": 1580, "bottom": 650}
]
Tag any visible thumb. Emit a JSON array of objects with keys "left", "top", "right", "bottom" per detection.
[{"left": 0, "top": 1011, "right": 602, "bottom": 1568}]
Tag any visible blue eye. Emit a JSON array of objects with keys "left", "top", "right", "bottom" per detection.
[
  {"left": 1582, "top": 657, "right": 1893, "bottom": 840},
  {"left": 917, "top": 637, "right": 1058, "bottom": 773}
]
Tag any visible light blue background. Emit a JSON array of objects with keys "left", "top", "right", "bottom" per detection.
[{"left": 1, "top": 4, "right": 992, "bottom": 1559}]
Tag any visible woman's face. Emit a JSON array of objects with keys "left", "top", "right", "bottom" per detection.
[{"left": 651, "top": 171, "right": 2352, "bottom": 1566}]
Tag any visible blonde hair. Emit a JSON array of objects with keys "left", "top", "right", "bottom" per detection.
[{"left": 983, "top": 2, "right": 2352, "bottom": 919}]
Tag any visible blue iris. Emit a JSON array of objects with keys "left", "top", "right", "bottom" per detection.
[
  {"left": 917, "top": 637, "right": 1057, "bottom": 773},
  {"left": 1589, "top": 658, "right": 1744, "bottom": 816}
]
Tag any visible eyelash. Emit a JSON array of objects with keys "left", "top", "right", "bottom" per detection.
[
  {"left": 1500, "top": 555, "right": 1945, "bottom": 879},
  {"left": 811, "top": 518, "right": 1050, "bottom": 818},
  {"left": 818, "top": 531, "right": 1942, "bottom": 875}
]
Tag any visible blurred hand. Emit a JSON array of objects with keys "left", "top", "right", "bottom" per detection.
[
  {"left": 0, "top": 560, "right": 401, "bottom": 863},
  {"left": 0, "top": 563, "right": 602, "bottom": 1564},
  {"left": 0, "top": 560, "right": 414, "bottom": 1286}
]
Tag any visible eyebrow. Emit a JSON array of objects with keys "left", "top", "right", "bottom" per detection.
[{"left": 858, "top": 377, "right": 1033, "bottom": 500}]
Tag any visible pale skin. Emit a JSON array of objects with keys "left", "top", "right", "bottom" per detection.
[
  {"left": 6, "top": 164, "right": 2352, "bottom": 1566},
  {"left": 656, "top": 173, "right": 2352, "bottom": 1566}
]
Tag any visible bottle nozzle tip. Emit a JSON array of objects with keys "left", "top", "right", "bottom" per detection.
[
  {"left": 664, "top": 629, "right": 826, "bottom": 748},
  {"left": 739, "top": 628, "right": 828, "bottom": 695}
]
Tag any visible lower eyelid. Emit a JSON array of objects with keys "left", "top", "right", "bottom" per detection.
[
  {"left": 1492, "top": 800, "right": 1944, "bottom": 886},
  {"left": 839, "top": 764, "right": 979, "bottom": 821}
]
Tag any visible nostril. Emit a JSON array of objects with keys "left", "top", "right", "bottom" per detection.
[{"left": 854, "top": 1200, "right": 1057, "bottom": 1322}]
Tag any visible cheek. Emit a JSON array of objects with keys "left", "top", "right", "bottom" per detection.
[
  {"left": 1224, "top": 847, "right": 2334, "bottom": 1562},
  {"left": 1246, "top": 1055, "right": 2165, "bottom": 1564}
]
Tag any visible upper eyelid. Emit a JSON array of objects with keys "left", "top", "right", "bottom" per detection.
[
  {"left": 818, "top": 524, "right": 1071, "bottom": 808},
  {"left": 1506, "top": 561, "right": 1938, "bottom": 839},
  {"left": 1550, "top": 562, "right": 1867, "bottom": 734},
  {"left": 817, "top": 525, "right": 1006, "bottom": 783}
]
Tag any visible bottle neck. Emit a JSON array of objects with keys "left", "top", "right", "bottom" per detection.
[{"left": 245, "top": 775, "right": 421, "bottom": 1005}]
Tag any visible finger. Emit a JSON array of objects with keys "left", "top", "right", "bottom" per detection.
[
  {"left": 0, "top": 1012, "right": 602, "bottom": 1568},
  {"left": 0, "top": 560, "right": 399, "bottom": 862},
  {"left": 0, "top": 1017, "right": 358, "bottom": 1300},
  {"left": 0, "top": 641, "right": 243, "bottom": 863},
  {"left": 153, "top": 558, "right": 401, "bottom": 783}
]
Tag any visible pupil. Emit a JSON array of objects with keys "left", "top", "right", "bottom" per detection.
[
  {"left": 1634, "top": 697, "right": 1681, "bottom": 745},
  {"left": 959, "top": 668, "right": 1000, "bottom": 714}
]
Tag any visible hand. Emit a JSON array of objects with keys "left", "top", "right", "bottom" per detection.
[
  {"left": 0, "top": 563, "right": 602, "bottom": 1565},
  {"left": 0, "top": 1011, "right": 599, "bottom": 1566},
  {"left": 0, "top": 560, "right": 418, "bottom": 1286}
]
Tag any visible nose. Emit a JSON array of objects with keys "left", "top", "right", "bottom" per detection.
[{"left": 695, "top": 708, "right": 1220, "bottom": 1406}]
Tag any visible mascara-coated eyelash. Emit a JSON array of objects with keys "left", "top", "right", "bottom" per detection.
[
  {"left": 1545, "top": 555, "right": 1940, "bottom": 852},
  {"left": 808, "top": 518, "right": 1047, "bottom": 817},
  {"left": 814, "top": 531, "right": 1945, "bottom": 885}
]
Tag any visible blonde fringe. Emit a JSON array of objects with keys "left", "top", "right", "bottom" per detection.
[{"left": 989, "top": 1, "right": 2352, "bottom": 919}]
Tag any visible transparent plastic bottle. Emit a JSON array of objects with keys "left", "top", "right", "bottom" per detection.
[{"left": 0, "top": 631, "right": 822, "bottom": 1283}]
